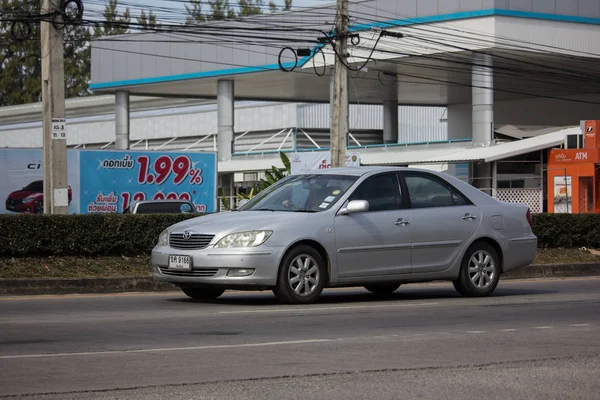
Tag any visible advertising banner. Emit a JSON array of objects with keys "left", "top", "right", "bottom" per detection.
[
  {"left": 553, "top": 175, "right": 572, "bottom": 214},
  {"left": 0, "top": 148, "right": 81, "bottom": 214},
  {"left": 79, "top": 150, "right": 217, "bottom": 213},
  {"left": 290, "top": 151, "right": 360, "bottom": 175}
]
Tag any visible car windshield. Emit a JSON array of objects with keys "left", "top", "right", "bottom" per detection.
[
  {"left": 239, "top": 174, "right": 358, "bottom": 212},
  {"left": 135, "top": 201, "right": 195, "bottom": 214},
  {"left": 23, "top": 181, "right": 43, "bottom": 192}
]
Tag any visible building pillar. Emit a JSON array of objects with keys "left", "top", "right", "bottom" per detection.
[
  {"left": 115, "top": 91, "right": 130, "bottom": 149},
  {"left": 217, "top": 79, "right": 234, "bottom": 161},
  {"left": 472, "top": 53, "right": 494, "bottom": 147},
  {"left": 383, "top": 100, "right": 398, "bottom": 144}
]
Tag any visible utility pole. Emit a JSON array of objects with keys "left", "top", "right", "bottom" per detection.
[
  {"left": 41, "top": 0, "right": 69, "bottom": 214},
  {"left": 330, "top": 0, "right": 349, "bottom": 168}
]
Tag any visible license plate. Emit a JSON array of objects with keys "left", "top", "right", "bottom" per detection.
[{"left": 168, "top": 255, "right": 192, "bottom": 270}]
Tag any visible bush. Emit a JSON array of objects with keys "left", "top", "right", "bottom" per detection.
[
  {"left": 0, "top": 214, "right": 198, "bottom": 258},
  {"left": 0, "top": 212, "right": 599, "bottom": 258},
  {"left": 532, "top": 213, "right": 600, "bottom": 249}
]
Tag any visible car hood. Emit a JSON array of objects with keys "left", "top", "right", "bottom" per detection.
[
  {"left": 8, "top": 190, "right": 40, "bottom": 200},
  {"left": 168, "top": 211, "right": 315, "bottom": 235}
]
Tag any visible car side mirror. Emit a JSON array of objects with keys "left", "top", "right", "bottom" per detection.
[{"left": 339, "top": 200, "right": 369, "bottom": 215}]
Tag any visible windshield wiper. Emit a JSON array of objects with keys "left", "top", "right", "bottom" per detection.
[
  {"left": 254, "top": 208, "right": 277, "bottom": 211},
  {"left": 293, "top": 209, "right": 318, "bottom": 213}
]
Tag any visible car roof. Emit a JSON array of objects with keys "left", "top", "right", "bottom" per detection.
[
  {"left": 135, "top": 199, "right": 194, "bottom": 204},
  {"left": 298, "top": 166, "right": 426, "bottom": 177}
]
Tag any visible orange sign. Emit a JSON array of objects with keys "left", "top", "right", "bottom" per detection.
[
  {"left": 584, "top": 120, "right": 598, "bottom": 149},
  {"left": 550, "top": 148, "right": 599, "bottom": 164}
]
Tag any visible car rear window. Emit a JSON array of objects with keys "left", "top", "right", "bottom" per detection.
[{"left": 135, "top": 202, "right": 195, "bottom": 214}]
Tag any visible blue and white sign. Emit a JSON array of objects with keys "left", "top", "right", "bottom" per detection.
[{"left": 79, "top": 150, "right": 217, "bottom": 214}]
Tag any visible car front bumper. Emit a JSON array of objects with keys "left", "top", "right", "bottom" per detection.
[{"left": 151, "top": 245, "right": 284, "bottom": 288}]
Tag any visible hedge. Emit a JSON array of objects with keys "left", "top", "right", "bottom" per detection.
[
  {"left": 0, "top": 214, "right": 198, "bottom": 258},
  {"left": 0, "top": 213, "right": 599, "bottom": 258}
]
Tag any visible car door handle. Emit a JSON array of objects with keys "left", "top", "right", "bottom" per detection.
[
  {"left": 462, "top": 214, "right": 477, "bottom": 220},
  {"left": 394, "top": 218, "right": 410, "bottom": 226}
]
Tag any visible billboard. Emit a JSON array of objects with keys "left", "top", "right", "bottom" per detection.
[
  {"left": 290, "top": 151, "right": 360, "bottom": 175},
  {"left": 0, "top": 149, "right": 217, "bottom": 214},
  {"left": 0, "top": 148, "right": 81, "bottom": 214}
]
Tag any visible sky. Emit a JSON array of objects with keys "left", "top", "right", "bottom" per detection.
[{"left": 86, "top": 0, "right": 327, "bottom": 21}]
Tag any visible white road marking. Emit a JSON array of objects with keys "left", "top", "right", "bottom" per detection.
[
  {"left": 466, "top": 331, "right": 486, "bottom": 334},
  {"left": 217, "top": 302, "right": 440, "bottom": 315},
  {"left": 534, "top": 326, "right": 553, "bottom": 329},
  {"left": 0, "top": 339, "right": 335, "bottom": 360},
  {"left": 499, "top": 329, "right": 517, "bottom": 332},
  {"left": 569, "top": 324, "right": 591, "bottom": 327}
]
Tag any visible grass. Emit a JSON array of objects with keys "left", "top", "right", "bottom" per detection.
[{"left": 0, "top": 249, "right": 599, "bottom": 279}]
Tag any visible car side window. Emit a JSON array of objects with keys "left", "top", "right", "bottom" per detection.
[
  {"left": 348, "top": 174, "right": 402, "bottom": 212},
  {"left": 404, "top": 173, "right": 470, "bottom": 209}
]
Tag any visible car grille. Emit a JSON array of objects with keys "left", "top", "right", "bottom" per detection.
[
  {"left": 6, "top": 198, "right": 22, "bottom": 206},
  {"left": 169, "top": 233, "right": 215, "bottom": 250},
  {"left": 158, "top": 267, "right": 218, "bottom": 277}
]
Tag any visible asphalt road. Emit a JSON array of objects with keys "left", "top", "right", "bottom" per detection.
[{"left": 1, "top": 278, "right": 599, "bottom": 399}]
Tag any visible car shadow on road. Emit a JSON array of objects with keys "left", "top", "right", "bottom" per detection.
[{"left": 167, "top": 285, "right": 558, "bottom": 306}]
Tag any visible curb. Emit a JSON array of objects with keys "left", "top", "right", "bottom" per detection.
[{"left": 1, "top": 263, "right": 599, "bottom": 296}]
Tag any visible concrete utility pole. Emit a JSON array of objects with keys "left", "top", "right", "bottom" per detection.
[
  {"left": 41, "top": 0, "right": 69, "bottom": 214},
  {"left": 330, "top": 0, "right": 349, "bottom": 168}
]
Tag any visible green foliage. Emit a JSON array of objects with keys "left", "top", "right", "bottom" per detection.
[
  {"left": 137, "top": 10, "right": 158, "bottom": 30},
  {"left": 94, "top": 0, "right": 131, "bottom": 36},
  {"left": 0, "top": 0, "right": 91, "bottom": 105},
  {"left": 259, "top": 151, "right": 291, "bottom": 190},
  {"left": 185, "top": 0, "right": 206, "bottom": 24},
  {"left": 238, "top": 0, "right": 264, "bottom": 17},
  {"left": 1, "top": 213, "right": 599, "bottom": 259},
  {"left": 0, "top": 214, "right": 199, "bottom": 258},
  {"left": 531, "top": 213, "right": 600, "bottom": 249},
  {"left": 208, "top": 0, "right": 236, "bottom": 20}
]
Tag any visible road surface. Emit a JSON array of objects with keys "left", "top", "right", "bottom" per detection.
[{"left": 1, "top": 278, "right": 599, "bottom": 399}]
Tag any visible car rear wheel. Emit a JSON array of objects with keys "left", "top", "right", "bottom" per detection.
[
  {"left": 364, "top": 283, "right": 401, "bottom": 295},
  {"left": 181, "top": 287, "right": 225, "bottom": 300},
  {"left": 273, "top": 245, "right": 326, "bottom": 304},
  {"left": 453, "top": 242, "right": 500, "bottom": 297}
]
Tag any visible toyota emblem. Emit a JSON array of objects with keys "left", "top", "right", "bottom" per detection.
[{"left": 182, "top": 231, "right": 192, "bottom": 240}]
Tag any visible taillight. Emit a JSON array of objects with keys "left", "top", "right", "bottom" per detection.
[{"left": 526, "top": 208, "right": 533, "bottom": 228}]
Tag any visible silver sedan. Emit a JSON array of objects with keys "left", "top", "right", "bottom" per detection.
[{"left": 152, "top": 166, "right": 537, "bottom": 304}]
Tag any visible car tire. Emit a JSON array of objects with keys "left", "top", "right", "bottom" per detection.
[
  {"left": 181, "top": 287, "right": 225, "bottom": 300},
  {"left": 34, "top": 200, "right": 43, "bottom": 214},
  {"left": 453, "top": 242, "right": 500, "bottom": 297},
  {"left": 273, "top": 245, "right": 326, "bottom": 304},
  {"left": 364, "top": 283, "right": 401, "bottom": 295}
]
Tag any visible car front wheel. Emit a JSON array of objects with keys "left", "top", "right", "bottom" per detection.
[
  {"left": 273, "top": 245, "right": 326, "bottom": 304},
  {"left": 453, "top": 242, "right": 500, "bottom": 297},
  {"left": 181, "top": 287, "right": 225, "bottom": 300}
]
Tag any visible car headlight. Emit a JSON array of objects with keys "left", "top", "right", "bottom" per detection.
[
  {"left": 215, "top": 230, "right": 272, "bottom": 248},
  {"left": 157, "top": 229, "right": 169, "bottom": 246},
  {"left": 23, "top": 196, "right": 37, "bottom": 203}
]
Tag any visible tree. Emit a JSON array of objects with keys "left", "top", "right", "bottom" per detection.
[
  {"left": 208, "top": 0, "right": 235, "bottom": 20},
  {"left": 269, "top": 0, "right": 292, "bottom": 13},
  {"left": 0, "top": 0, "right": 91, "bottom": 106},
  {"left": 137, "top": 10, "right": 158, "bottom": 30},
  {"left": 238, "top": 0, "right": 264, "bottom": 17},
  {"left": 185, "top": 0, "right": 205, "bottom": 24},
  {"left": 93, "top": 0, "right": 131, "bottom": 37}
]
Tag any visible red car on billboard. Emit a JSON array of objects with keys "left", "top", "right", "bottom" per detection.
[{"left": 5, "top": 180, "right": 72, "bottom": 214}]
